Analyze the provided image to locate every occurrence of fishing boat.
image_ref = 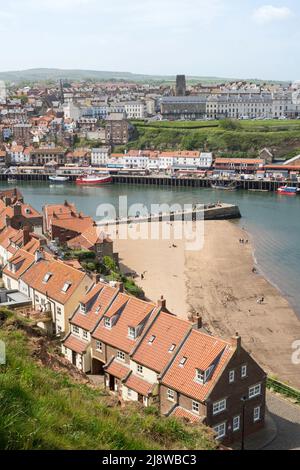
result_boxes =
[211,181,238,191]
[75,173,112,185]
[49,175,70,183]
[277,185,300,196]
[7,178,18,184]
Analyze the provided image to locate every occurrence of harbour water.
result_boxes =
[2,181,300,317]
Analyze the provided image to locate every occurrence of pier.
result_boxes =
[0,170,298,192]
[96,203,241,227]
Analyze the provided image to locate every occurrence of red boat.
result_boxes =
[277,185,300,196]
[76,174,112,185]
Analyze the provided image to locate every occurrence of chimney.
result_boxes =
[157,295,167,311]
[231,332,241,352]
[13,203,22,217]
[92,273,101,284]
[23,226,31,246]
[116,281,124,293]
[196,315,203,330]
[5,215,11,227]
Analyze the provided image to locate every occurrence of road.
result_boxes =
[264,392,300,450]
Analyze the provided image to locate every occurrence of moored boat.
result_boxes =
[49,175,70,183]
[277,185,300,196]
[7,178,18,183]
[76,173,112,185]
[211,182,238,191]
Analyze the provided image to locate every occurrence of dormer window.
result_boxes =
[179,357,187,367]
[80,303,86,314]
[169,344,176,353]
[128,327,136,339]
[62,282,71,293]
[43,272,52,283]
[104,317,111,329]
[148,335,156,344]
[195,369,205,384]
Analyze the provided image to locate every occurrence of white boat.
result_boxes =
[49,175,70,183]
[7,178,18,184]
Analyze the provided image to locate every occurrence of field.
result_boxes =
[0,310,216,450]
[125,120,300,158]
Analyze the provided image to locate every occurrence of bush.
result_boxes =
[219,119,241,131]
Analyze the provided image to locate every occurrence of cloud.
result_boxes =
[253,5,293,24]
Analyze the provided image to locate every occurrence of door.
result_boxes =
[72,351,76,366]
[109,375,115,391]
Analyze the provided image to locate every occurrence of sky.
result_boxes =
[0,0,299,80]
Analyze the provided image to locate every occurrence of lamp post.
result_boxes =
[241,396,248,451]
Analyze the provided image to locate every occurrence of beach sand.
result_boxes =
[113,220,300,389]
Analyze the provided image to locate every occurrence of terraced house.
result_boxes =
[61,281,266,444]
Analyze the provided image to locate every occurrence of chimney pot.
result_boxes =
[231,332,242,351]
[157,295,167,311]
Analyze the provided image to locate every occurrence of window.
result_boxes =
[64,347,68,354]
[241,365,247,378]
[128,327,136,339]
[167,389,175,402]
[179,357,187,367]
[213,399,227,415]
[192,401,200,414]
[229,370,235,383]
[168,344,176,353]
[96,341,102,352]
[62,282,71,293]
[72,325,80,335]
[127,388,132,398]
[249,384,261,399]
[80,303,86,314]
[57,326,62,333]
[233,415,240,432]
[83,330,88,340]
[43,272,52,283]
[148,335,156,344]
[137,364,143,375]
[104,317,111,329]
[253,406,261,422]
[35,294,39,303]
[195,369,204,384]
[213,422,226,440]
[117,350,125,362]
[57,307,62,315]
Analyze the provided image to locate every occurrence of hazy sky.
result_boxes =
[0,0,299,80]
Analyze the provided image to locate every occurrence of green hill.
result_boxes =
[0,68,290,85]
[125,119,300,158]
[0,309,216,450]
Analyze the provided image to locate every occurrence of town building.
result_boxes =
[160,96,207,120]
[175,75,187,97]
[105,113,129,145]
[91,147,110,166]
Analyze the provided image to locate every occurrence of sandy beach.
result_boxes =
[114,220,300,389]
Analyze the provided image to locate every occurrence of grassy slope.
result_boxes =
[0,311,216,450]
[128,120,300,157]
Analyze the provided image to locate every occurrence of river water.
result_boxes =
[2,181,300,317]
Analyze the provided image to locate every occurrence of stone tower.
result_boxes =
[175,75,186,96]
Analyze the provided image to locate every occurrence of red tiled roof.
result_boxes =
[161,330,234,403]
[124,373,154,396]
[21,258,90,304]
[64,334,88,354]
[71,284,118,331]
[132,312,191,373]
[105,359,129,380]
[170,406,202,423]
[2,249,35,280]
[51,215,94,233]
[92,294,156,353]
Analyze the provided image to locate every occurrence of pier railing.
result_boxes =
[267,377,300,404]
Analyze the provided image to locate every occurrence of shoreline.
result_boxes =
[113,220,300,389]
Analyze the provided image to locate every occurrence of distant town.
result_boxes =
[0,75,300,188]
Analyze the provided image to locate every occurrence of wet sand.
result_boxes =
[113,220,300,389]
